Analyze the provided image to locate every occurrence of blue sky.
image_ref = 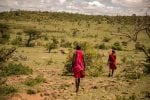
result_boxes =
[0,0,149,15]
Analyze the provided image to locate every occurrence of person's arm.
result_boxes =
[83,54,86,70]
[71,53,76,71]
[107,55,110,65]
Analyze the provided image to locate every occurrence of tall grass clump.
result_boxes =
[0,63,32,77]
[24,75,46,87]
[112,41,122,51]
[11,36,23,46]
[0,85,17,96]
[63,41,103,77]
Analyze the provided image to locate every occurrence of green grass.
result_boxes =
[0,11,149,99]
[0,85,17,96]
[24,75,46,87]
[27,89,37,94]
[0,63,33,77]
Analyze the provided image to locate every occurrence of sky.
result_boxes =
[0,0,149,15]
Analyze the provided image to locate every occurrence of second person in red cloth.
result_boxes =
[107,49,117,77]
[72,45,86,93]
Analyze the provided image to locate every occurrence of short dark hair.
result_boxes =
[112,49,115,53]
[76,45,81,50]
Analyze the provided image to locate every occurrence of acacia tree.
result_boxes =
[24,28,41,47]
[113,14,150,62]
[46,36,59,53]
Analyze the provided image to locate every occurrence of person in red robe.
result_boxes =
[72,45,85,93]
[107,50,117,77]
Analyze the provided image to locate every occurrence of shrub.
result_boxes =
[0,63,32,77]
[0,85,17,96]
[98,43,108,50]
[71,28,80,37]
[0,46,16,62]
[45,36,59,53]
[103,37,111,42]
[11,36,23,46]
[0,23,10,44]
[46,42,58,53]
[63,42,103,77]
[27,89,37,94]
[16,32,22,35]
[135,42,144,51]
[119,61,144,80]
[24,75,46,87]
[112,41,122,51]
[43,34,49,41]
[122,41,128,46]
[47,58,53,65]
[60,38,73,48]
[143,63,150,74]
[24,28,41,47]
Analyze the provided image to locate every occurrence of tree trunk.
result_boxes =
[27,34,32,47]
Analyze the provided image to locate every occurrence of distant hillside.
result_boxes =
[0,11,147,24]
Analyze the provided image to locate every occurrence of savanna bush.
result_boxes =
[24,75,46,87]
[112,41,122,51]
[11,36,23,46]
[0,23,10,44]
[0,63,32,77]
[122,41,128,46]
[0,85,17,96]
[119,61,144,80]
[60,39,72,48]
[98,43,108,50]
[143,63,150,74]
[63,41,103,77]
[103,37,111,42]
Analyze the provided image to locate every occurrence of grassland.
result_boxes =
[0,11,150,100]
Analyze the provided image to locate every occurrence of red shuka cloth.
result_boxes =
[108,53,116,70]
[72,50,85,78]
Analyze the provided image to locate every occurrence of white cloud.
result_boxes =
[59,0,66,4]
[88,1,105,7]
[112,0,144,7]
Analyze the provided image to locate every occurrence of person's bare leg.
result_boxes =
[108,68,111,77]
[75,78,79,93]
[112,69,114,76]
[77,78,80,92]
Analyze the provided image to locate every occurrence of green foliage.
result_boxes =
[112,41,122,51]
[24,75,46,87]
[11,36,23,46]
[43,34,49,41]
[119,61,144,80]
[98,43,108,50]
[0,23,10,44]
[0,85,17,96]
[135,42,144,51]
[122,41,128,46]
[63,42,103,77]
[0,78,6,85]
[47,58,53,65]
[144,63,150,74]
[60,39,72,48]
[0,63,32,77]
[103,37,111,42]
[116,94,137,100]
[46,37,59,53]
[71,28,80,37]
[24,28,41,47]
[0,46,16,62]
[51,36,59,46]
[46,42,58,53]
